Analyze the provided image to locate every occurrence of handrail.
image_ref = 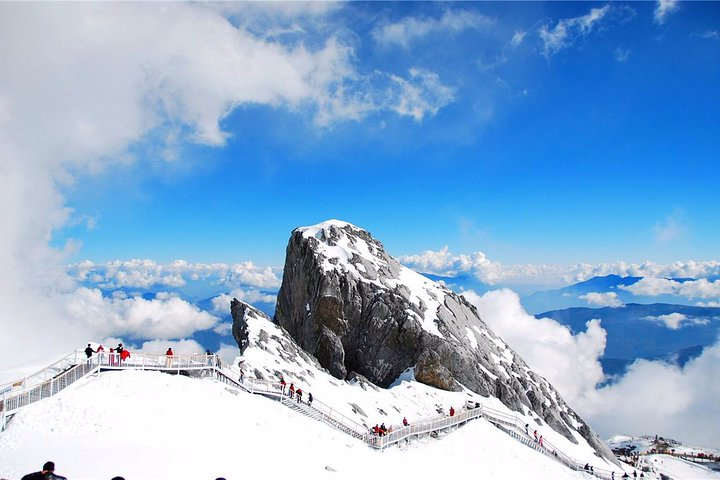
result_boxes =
[232,375,369,438]
[0,351,624,480]
[0,350,86,393]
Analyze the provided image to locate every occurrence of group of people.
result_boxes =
[524,424,545,447]
[279,378,313,406]
[372,423,390,436]
[84,343,130,365]
[372,416,413,437]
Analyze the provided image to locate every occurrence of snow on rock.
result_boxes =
[269,220,619,464]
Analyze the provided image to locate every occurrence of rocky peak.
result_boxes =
[270,220,616,463]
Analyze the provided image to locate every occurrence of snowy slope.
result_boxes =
[0,369,594,480]
[232,300,619,471]
[278,220,617,463]
[641,455,720,480]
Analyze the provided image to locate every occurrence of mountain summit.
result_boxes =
[270,220,615,462]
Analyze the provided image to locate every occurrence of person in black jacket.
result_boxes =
[21,461,67,480]
[84,344,94,359]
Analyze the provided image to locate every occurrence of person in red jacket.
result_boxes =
[449,406,455,417]
[165,347,173,367]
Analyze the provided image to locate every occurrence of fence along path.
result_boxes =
[0,351,621,479]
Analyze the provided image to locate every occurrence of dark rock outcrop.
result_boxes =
[271,220,616,463]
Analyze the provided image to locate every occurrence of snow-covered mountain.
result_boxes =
[239,219,617,464]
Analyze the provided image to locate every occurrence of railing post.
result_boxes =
[1,388,7,431]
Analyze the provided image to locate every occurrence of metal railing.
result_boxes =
[1,358,99,429]
[229,375,369,439]
[0,352,221,428]
[0,350,87,394]
[0,351,624,480]
[367,405,484,448]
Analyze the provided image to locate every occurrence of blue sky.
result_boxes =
[5,1,720,272]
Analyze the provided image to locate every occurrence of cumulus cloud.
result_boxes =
[372,9,493,48]
[400,246,567,285]
[643,313,711,330]
[579,340,720,449]
[569,261,720,284]
[0,2,458,371]
[210,289,277,317]
[579,292,624,308]
[216,343,242,368]
[70,259,283,290]
[213,323,234,336]
[400,246,720,287]
[135,338,207,355]
[539,5,610,57]
[62,288,219,340]
[462,289,607,406]
[654,0,679,25]
[463,288,720,448]
[621,277,720,299]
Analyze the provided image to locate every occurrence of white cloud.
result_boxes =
[372,9,493,48]
[462,289,607,406]
[70,259,283,290]
[400,246,567,285]
[135,338,207,355]
[216,343,242,368]
[579,292,624,308]
[511,31,526,47]
[210,289,277,316]
[539,5,610,57]
[463,288,720,448]
[696,301,720,307]
[570,260,720,284]
[654,0,679,25]
[386,69,456,121]
[579,341,720,449]
[643,313,710,330]
[62,288,219,340]
[213,323,234,336]
[621,277,720,299]
[401,247,720,287]
[0,2,461,371]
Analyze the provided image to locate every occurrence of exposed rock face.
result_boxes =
[272,220,616,462]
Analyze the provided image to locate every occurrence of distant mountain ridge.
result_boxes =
[523,274,704,314]
[538,303,720,378]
